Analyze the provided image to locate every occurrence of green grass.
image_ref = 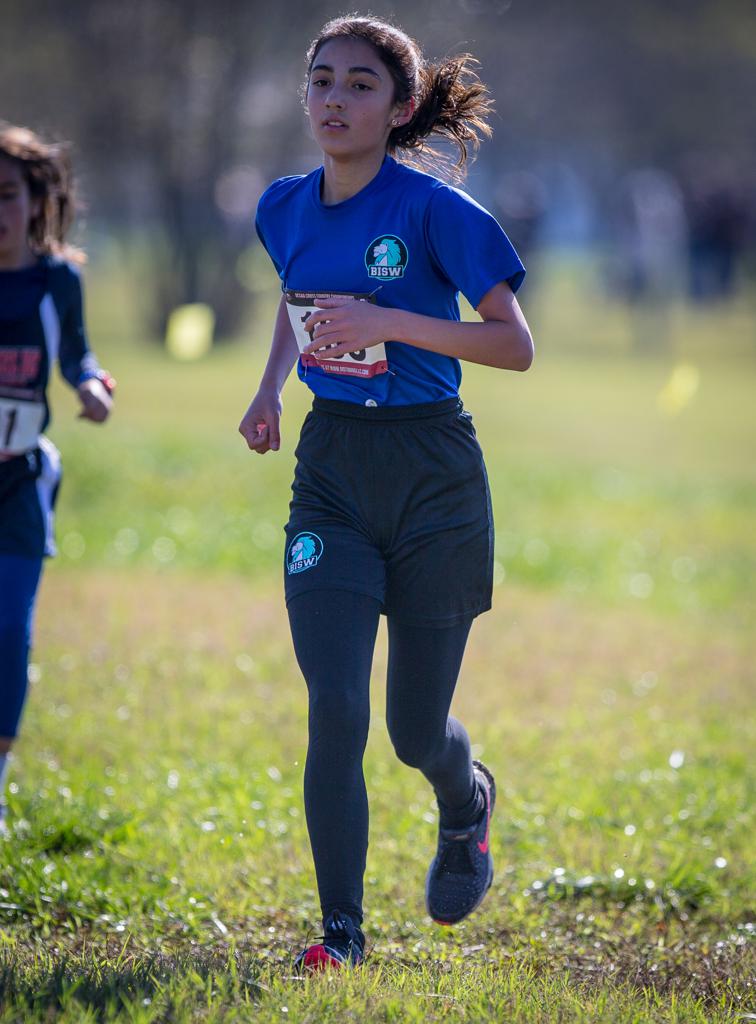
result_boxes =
[1,263,754,1021]
[2,574,753,1021]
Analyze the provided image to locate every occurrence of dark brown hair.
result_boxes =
[306,15,494,180]
[0,123,84,264]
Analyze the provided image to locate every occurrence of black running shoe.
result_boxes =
[425,760,497,925]
[295,910,365,971]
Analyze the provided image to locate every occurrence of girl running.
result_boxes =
[239,16,533,968]
[0,124,114,830]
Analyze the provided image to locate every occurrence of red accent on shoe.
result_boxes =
[434,919,455,926]
[301,944,344,970]
[477,776,492,854]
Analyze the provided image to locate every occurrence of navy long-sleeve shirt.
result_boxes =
[0,256,100,440]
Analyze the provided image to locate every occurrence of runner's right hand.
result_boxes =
[239,388,282,454]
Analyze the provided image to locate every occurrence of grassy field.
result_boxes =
[1,271,754,1021]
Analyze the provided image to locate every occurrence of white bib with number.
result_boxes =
[285,290,389,379]
[0,395,45,456]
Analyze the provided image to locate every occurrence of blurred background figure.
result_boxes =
[610,168,688,304]
[493,170,547,264]
[606,167,688,351]
[682,158,753,303]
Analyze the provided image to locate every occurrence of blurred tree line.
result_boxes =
[2,0,755,337]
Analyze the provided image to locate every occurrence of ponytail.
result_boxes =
[0,123,85,265]
[389,55,493,179]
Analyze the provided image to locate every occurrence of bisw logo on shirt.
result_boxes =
[365,235,408,279]
[287,532,324,575]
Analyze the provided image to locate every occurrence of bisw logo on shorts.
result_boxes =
[287,532,324,575]
[365,235,408,279]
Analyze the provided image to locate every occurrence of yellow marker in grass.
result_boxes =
[166,303,215,361]
[657,363,700,417]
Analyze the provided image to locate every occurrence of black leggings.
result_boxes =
[288,589,480,926]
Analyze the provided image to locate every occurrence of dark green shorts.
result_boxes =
[284,397,494,627]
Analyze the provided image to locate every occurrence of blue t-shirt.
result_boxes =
[255,155,524,406]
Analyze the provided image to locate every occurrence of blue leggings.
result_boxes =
[0,554,43,739]
[288,590,481,926]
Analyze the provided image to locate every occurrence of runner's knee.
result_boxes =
[387,714,446,771]
[308,683,370,752]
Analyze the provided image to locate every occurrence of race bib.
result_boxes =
[285,290,389,378]
[0,395,45,456]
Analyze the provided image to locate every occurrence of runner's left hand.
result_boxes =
[77,378,112,422]
[303,296,396,358]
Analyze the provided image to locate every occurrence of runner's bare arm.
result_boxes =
[239,295,300,454]
[303,281,533,372]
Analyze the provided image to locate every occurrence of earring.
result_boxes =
[391,119,399,126]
